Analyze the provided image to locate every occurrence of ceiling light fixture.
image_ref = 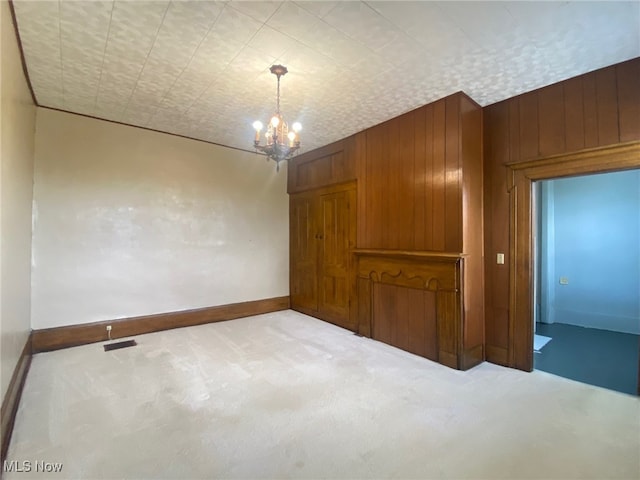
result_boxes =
[252,65,301,172]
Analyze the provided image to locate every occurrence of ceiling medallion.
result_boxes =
[252,65,301,172]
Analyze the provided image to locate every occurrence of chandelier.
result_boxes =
[252,65,301,172]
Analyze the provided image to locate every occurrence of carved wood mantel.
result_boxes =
[354,249,483,370]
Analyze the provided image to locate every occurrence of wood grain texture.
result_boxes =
[290,195,318,312]
[353,93,480,252]
[289,182,357,331]
[538,83,565,157]
[445,95,461,252]
[616,59,640,143]
[31,296,290,353]
[287,138,355,194]
[459,95,485,352]
[432,100,447,251]
[595,67,620,146]
[354,250,482,371]
[1,335,33,464]
[483,58,640,370]
[506,142,640,371]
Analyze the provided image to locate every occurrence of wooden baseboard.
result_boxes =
[1,334,33,465]
[32,296,290,353]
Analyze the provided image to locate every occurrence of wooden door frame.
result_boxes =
[507,141,640,371]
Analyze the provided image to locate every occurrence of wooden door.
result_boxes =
[290,194,318,312]
[317,188,355,327]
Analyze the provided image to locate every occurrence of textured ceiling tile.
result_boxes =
[228,1,283,23]
[294,1,339,19]
[322,1,399,51]
[437,1,516,48]
[247,25,302,59]
[267,2,324,43]
[13,0,640,153]
[210,5,264,45]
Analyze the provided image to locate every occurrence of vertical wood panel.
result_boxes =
[460,96,484,350]
[432,100,446,251]
[519,93,539,160]
[354,132,367,247]
[413,106,427,250]
[437,290,458,368]
[395,285,410,351]
[373,283,394,345]
[617,59,640,143]
[483,101,510,353]
[538,83,566,156]
[563,76,585,152]
[387,118,400,249]
[508,100,520,163]
[445,95,461,252]
[406,287,426,357]
[357,277,372,336]
[424,104,435,250]
[398,111,416,250]
[595,67,620,146]
[582,73,599,148]
[423,290,438,360]
[367,127,384,247]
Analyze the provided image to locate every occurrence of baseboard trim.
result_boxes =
[32,296,290,353]
[1,334,33,464]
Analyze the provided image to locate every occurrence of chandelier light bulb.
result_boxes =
[292,122,302,133]
[252,121,263,142]
[270,116,280,128]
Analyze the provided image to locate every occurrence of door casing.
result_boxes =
[507,141,640,371]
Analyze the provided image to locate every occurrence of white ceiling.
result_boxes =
[13,1,640,153]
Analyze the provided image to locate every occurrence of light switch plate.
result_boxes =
[497,253,505,265]
[559,277,569,285]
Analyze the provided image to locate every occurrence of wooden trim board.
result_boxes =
[32,296,290,353]
[1,334,33,464]
[507,141,640,371]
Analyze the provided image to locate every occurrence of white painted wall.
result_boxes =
[1,0,37,400]
[540,171,640,334]
[31,109,289,330]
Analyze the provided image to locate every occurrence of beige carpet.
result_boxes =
[6,310,640,479]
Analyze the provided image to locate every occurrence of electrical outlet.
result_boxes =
[106,325,112,332]
[559,277,569,285]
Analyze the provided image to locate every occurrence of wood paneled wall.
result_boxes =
[287,138,357,194]
[483,57,640,366]
[355,250,483,370]
[289,92,484,370]
[357,94,478,252]
[289,92,483,257]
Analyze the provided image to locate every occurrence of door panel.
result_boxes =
[318,189,353,326]
[290,195,318,311]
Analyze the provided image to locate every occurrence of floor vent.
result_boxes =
[104,339,137,352]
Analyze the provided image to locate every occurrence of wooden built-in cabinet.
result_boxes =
[288,92,483,370]
[290,182,357,331]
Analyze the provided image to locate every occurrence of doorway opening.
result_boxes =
[532,170,639,395]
